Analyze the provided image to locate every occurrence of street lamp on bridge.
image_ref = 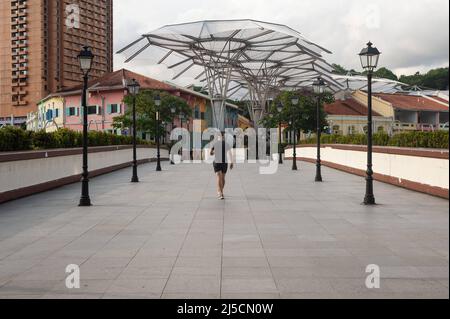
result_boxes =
[359,41,381,205]
[127,78,140,183]
[170,106,176,165]
[313,77,326,182]
[277,103,284,165]
[155,94,162,172]
[77,46,94,207]
[291,96,299,171]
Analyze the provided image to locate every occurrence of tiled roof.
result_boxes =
[58,69,175,93]
[374,93,449,112]
[430,96,449,104]
[325,98,382,116]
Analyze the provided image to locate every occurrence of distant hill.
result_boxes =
[332,64,449,90]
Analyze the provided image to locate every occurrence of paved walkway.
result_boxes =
[0,161,448,299]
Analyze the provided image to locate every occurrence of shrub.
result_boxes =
[32,130,59,149]
[388,131,449,149]
[0,127,152,151]
[0,126,33,151]
[299,131,448,149]
[53,129,82,148]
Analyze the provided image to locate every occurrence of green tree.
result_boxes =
[332,64,348,75]
[399,67,449,90]
[112,89,191,138]
[260,90,333,134]
[374,67,398,81]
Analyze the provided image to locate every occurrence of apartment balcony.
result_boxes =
[13,100,28,107]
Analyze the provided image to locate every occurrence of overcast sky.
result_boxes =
[113,0,449,82]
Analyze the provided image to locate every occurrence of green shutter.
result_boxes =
[107,104,112,114]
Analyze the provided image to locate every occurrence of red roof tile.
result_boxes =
[58,69,175,93]
[325,98,381,116]
[430,96,449,104]
[374,93,449,112]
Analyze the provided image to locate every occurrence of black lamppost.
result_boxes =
[186,119,192,160]
[291,96,299,171]
[359,41,381,205]
[78,46,94,207]
[127,79,140,183]
[170,106,176,165]
[277,103,284,164]
[179,113,185,160]
[313,77,325,182]
[155,94,162,171]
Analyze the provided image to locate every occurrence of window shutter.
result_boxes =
[66,107,71,117]
[107,104,112,114]
[118,104,122,114]
[97,105,102,115]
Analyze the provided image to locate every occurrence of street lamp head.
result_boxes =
[312,77,326,95]
[78,46,94,75]
[291,96,299,106]
[154,94,162,107]
[359,41,381,72]
[277,102,283,113]
[127,78,140,96]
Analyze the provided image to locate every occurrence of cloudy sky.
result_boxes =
[113,0,449,82]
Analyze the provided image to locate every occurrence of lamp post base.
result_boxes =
[131,176,139,183]
[78,197,92,207]
[363,195,376,205]
[156,160,162,172]
[315,164,323,182]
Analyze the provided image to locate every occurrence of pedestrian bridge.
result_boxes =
[0,161,448,298]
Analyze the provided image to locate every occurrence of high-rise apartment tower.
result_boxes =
[0,0,113,124]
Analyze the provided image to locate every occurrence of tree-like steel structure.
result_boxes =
[117,19,346,130]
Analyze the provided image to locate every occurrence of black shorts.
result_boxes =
[213,162,228,174]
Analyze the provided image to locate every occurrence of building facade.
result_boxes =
[0,0,113,126]
[352,91,449,132]
[324,93,393,136]
[29,69,241,138]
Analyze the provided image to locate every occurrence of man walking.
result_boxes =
[210,132,234,200]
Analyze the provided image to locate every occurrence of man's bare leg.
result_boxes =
[216,173,223,197]
[222,174,226,191]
